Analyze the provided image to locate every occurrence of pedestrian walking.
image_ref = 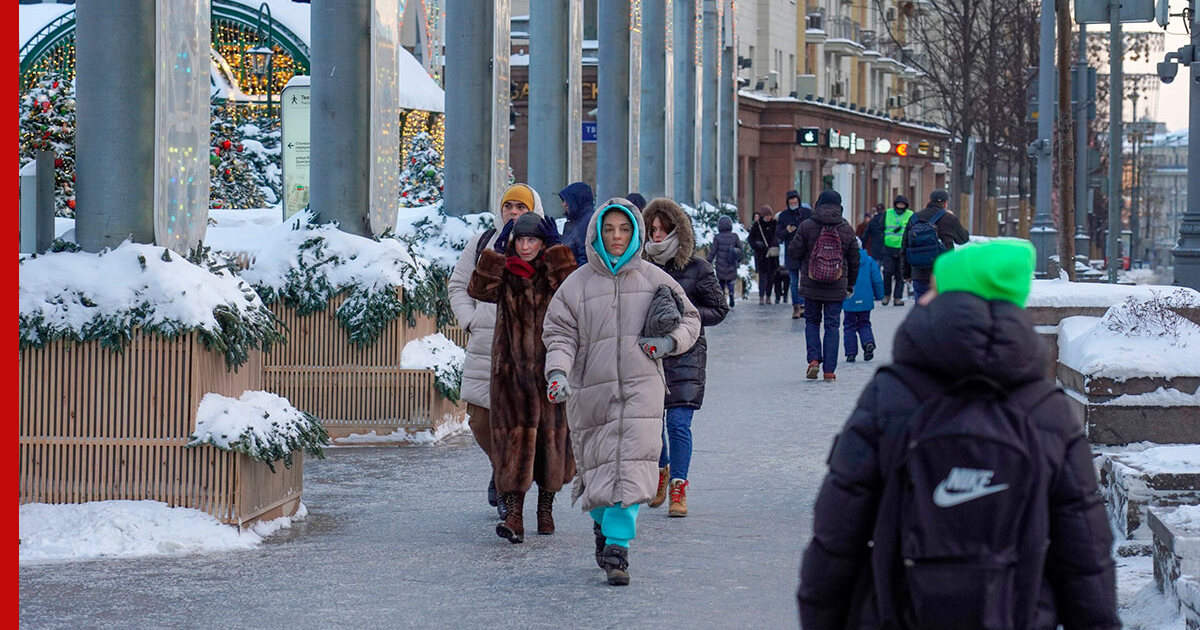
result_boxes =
[902,189,970,300]
[778,196,812,319]
[864,203,886,264]
[641,198,730,518]
[878,195,913,306]
[542,198,701,586]
[749,206,781,304]
[624,192,648,211]
[448,183,543,514]
[843,238,884,363]
[707,214,743,308]
[468,212,578,543]
[558,181,595,267]
[798,239,1118,630]
[855,204,879,240]
[787,190,859,381]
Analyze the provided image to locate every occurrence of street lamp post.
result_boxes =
[248,2,275,118]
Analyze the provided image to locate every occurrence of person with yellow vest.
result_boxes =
[879,195,912,306]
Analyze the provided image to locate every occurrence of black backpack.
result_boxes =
[871,367,1059,630]
[904,209,947,269]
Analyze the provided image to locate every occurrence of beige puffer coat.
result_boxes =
[448,188,546,408]
[542,198,701,512]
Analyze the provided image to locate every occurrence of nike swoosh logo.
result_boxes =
[932,482,1010,507]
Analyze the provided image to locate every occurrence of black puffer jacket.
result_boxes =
[707,215,742,282]
[643,198,730,409]
[797,292,1118,630]
[787,202,860,303]
[901,202,970,282]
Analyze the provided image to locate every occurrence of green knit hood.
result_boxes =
[932,238,1037,307]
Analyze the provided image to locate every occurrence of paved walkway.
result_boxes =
[20,299,918,629]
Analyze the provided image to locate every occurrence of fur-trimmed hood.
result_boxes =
[640,197,696,269]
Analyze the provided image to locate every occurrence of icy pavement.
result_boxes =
[18,299,1181,628]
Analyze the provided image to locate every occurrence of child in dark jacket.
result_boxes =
[842,239,885,362]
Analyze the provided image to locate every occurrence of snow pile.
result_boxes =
[1158,505,1200,532]
[18,240,283,368]
[334,414,469,445]
[1116,445,1200,474]
[1101,289,1200,340]
[1117,554,1185,629]
[1028,277,1200,309]
[1059,291,1200,380]
[19,500,306,565]
[389,204,494,270]
[188,390,329,471]
[1105,388,1200,407]
[400,333,466,402]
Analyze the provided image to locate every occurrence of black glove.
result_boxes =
[493,219,515,254]
[538,215,562,246]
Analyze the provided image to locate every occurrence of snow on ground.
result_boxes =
[1159,505,1200,531]
[1058,315,1200,380]
[333,413,470,446]
[18,500,307,566]
[1029,277,1200,308]
[1118,553,1185,629]
[1105,388,1200,407]
[1115,445,1200,474]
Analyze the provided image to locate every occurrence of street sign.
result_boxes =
[895,142,909,157]
[1075,0,1155,24]
[582,121,598,143]
[281,77,311,220]
[874,138,892,154]
[796,127,820,146]
[917,140,930,155]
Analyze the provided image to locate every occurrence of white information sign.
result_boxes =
[281,76,311,220]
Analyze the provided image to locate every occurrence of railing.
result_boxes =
[877,40,905,61]
[827,17,862,44]
[860,29,878,51]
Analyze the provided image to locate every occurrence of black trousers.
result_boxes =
[881,252,905,300]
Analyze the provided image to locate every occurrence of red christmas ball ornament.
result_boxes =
[411,157,416,164]
[52,81,58,89]
[224,168,231,176]
[41,101,51,111]
[214,146,221,156]
[222,139,232,150]
[67,199,75,210]
[236,144,243,153]
[54,157,64,168]
[402,191,408,197]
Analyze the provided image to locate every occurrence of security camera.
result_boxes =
[1158,60,1178,84]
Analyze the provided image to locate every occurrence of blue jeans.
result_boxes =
[805,300,843,374]
[657,407,694,480]
[912,278,932,300]
[719,279,735,306]
[788,269,804,306]
[843,310,876,357]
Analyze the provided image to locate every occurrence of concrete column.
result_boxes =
[310,0,372,235]
[567,0,584,184]
[672,0,697,204]
[597,0,632,201]
[718,0,736,205]
[700,0,719,204]
[489,0,512,212]
[444,0,494,217]
[1075,25,1091,259]
[74,1,156,251]
[529,0,569,207]
[638,0,670,199]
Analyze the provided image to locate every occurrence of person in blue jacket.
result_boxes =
[843,238,885,363]
[558,181,596,267]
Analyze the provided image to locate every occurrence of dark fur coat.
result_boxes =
[467,244,578,493]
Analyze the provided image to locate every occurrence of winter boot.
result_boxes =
[593,522,606,568]
[792,304,802,319]
[759,295,767,305]
[823,372,837,381]
[668,479,689,517]
[863,341,876,362]
[649,466,670,508]
[536,489,556,535]
[495,492,524,543]
[881,295,890,306]
[806,360,820,380]
[845,355,856,363]
[894,299,905,306]
[600,544,631,586]
[487,477,498,508]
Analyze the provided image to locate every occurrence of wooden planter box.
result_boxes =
[19,333,302,528]
[265,293,465,441]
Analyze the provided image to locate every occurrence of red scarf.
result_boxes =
[505,255,536,278]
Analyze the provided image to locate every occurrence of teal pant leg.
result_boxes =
[588,504,641,548]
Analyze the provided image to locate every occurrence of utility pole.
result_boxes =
[1075,24,1091,261]
[1106,0,1122,283]
[1031,0,1058,277]
[1057,0,1076,280]
[1165,0,1199,289]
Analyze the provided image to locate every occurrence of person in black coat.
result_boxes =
[798,240,1118,630]
[901,189,970,300]
[776,190,810,318]
[787,190,859,380]
[864,206,886,262]
[642,198,730,517]
[558,181,595,267]
[749,205,781,304]
[707,215,742,308]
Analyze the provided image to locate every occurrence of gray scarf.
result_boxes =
[644,230,680,266]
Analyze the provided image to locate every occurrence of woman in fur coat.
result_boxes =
[468,211,578,544]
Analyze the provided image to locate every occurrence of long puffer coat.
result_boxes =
[642,198,730,409]
[467,244,577,494]
[447,188,546,408]
[707,215,742,282]
[787,201,860,303]
[542,199,702,512]
[797,292,1118,630]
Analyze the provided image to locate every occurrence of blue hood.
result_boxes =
[558,182,595,222]
[590,203,642,275]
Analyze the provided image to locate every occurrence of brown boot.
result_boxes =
[649,466,670,508]
[792,304,802,319]
[536,489,556,535]
[668,479,689,517]
[495,491,524,543]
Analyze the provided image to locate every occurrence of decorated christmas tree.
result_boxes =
[399,131,443,207]
[237,115,282,206]
[19,73,77,217]
[209,99,267,209]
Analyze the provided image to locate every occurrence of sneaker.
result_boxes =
[894,299,905,306]
[845,355,856,363]
[863,342,876,362]
[806,360,820,380]
[649,466,670,508]
[600,544,630,586]
[668,479,689,517]
[823,372,837,381]
[881,295,890,306]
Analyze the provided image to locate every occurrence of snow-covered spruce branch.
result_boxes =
[400,333,466,403]
[187,391,330,472]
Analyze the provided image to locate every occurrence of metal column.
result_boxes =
[1170,0,1200,289]
[310,0,372,235]
[1075,24,1091,259]
[1106,0,1122,282]
[699,0,718,204]
[638,0,670,199]
[444,0,494,217]
[1031,0,1058,276]
[597,0,632,201]
[529,0,569,208]
[672,0,697,205]
[74,0,156,251]
[718,0,736,206]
